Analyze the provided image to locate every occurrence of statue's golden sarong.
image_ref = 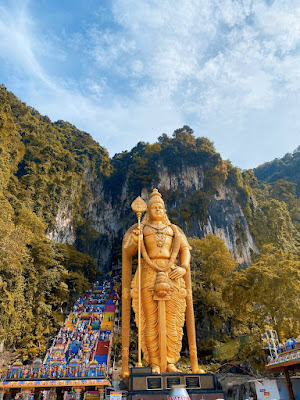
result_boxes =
[131,259,187,365]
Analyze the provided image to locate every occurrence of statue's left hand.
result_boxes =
[169,266,186,280]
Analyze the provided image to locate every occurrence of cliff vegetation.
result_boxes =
[1,85,300,369]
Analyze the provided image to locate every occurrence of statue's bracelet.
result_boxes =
[180,264,188,270]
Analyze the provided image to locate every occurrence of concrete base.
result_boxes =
[124,369,224,400]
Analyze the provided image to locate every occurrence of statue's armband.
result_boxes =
[180,234,192,253]
[176,226,191,270]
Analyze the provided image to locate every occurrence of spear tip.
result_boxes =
[131,196,147,214]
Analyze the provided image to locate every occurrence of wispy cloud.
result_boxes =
[0,0,299,168]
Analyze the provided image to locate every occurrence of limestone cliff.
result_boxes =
[59,160,258,271]
[0,85,258,272]
[3,86,299,360]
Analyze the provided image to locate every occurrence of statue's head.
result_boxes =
[142,189,171,225]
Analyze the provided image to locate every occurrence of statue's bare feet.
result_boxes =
[151,364,160,374]
[193,367,205,374]
[167,363,180,373]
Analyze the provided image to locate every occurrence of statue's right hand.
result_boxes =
[132,228,143,243]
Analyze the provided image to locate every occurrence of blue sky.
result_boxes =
[0,0,300,169]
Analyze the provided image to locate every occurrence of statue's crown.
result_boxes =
[148,188,164,208]
[149,188,161,199]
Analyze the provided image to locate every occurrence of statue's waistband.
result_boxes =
[142,258,175,270]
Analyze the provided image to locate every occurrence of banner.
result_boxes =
[110,391,122,400]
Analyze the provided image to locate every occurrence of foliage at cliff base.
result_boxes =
[1,85,300,369]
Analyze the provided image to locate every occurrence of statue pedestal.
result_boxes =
[124,368,224,400]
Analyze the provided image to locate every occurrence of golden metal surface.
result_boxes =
[122,189,202,377]
[131,196,146,367]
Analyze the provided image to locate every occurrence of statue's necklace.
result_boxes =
[147,224,168,247]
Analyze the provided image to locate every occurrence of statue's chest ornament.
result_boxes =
[141,224,181,272]
[150,225,168,247]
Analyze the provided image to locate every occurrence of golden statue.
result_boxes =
[121,189,201,377]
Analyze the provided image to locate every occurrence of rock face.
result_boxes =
[203,192,258,265]
[46,162,258,271]
[157,166,257,266]
[47,203,76,244]
[0,86,259,272]
[157,163,204,191]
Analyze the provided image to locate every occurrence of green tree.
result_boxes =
[189,234,237,355]
[227,245,300,340]
[250,198,300,253]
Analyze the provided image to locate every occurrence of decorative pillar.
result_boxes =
[283,367,295,400]
[96,387,104,400]
[73,387,82,400]
[0,389,5,400]
[21,388,34,400]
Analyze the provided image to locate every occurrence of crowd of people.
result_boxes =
[3,278,119,381]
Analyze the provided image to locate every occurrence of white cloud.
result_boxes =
[0,0,300,168]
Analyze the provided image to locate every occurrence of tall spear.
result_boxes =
[131,196,147,367]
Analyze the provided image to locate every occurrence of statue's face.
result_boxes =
[149,202,165,221]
